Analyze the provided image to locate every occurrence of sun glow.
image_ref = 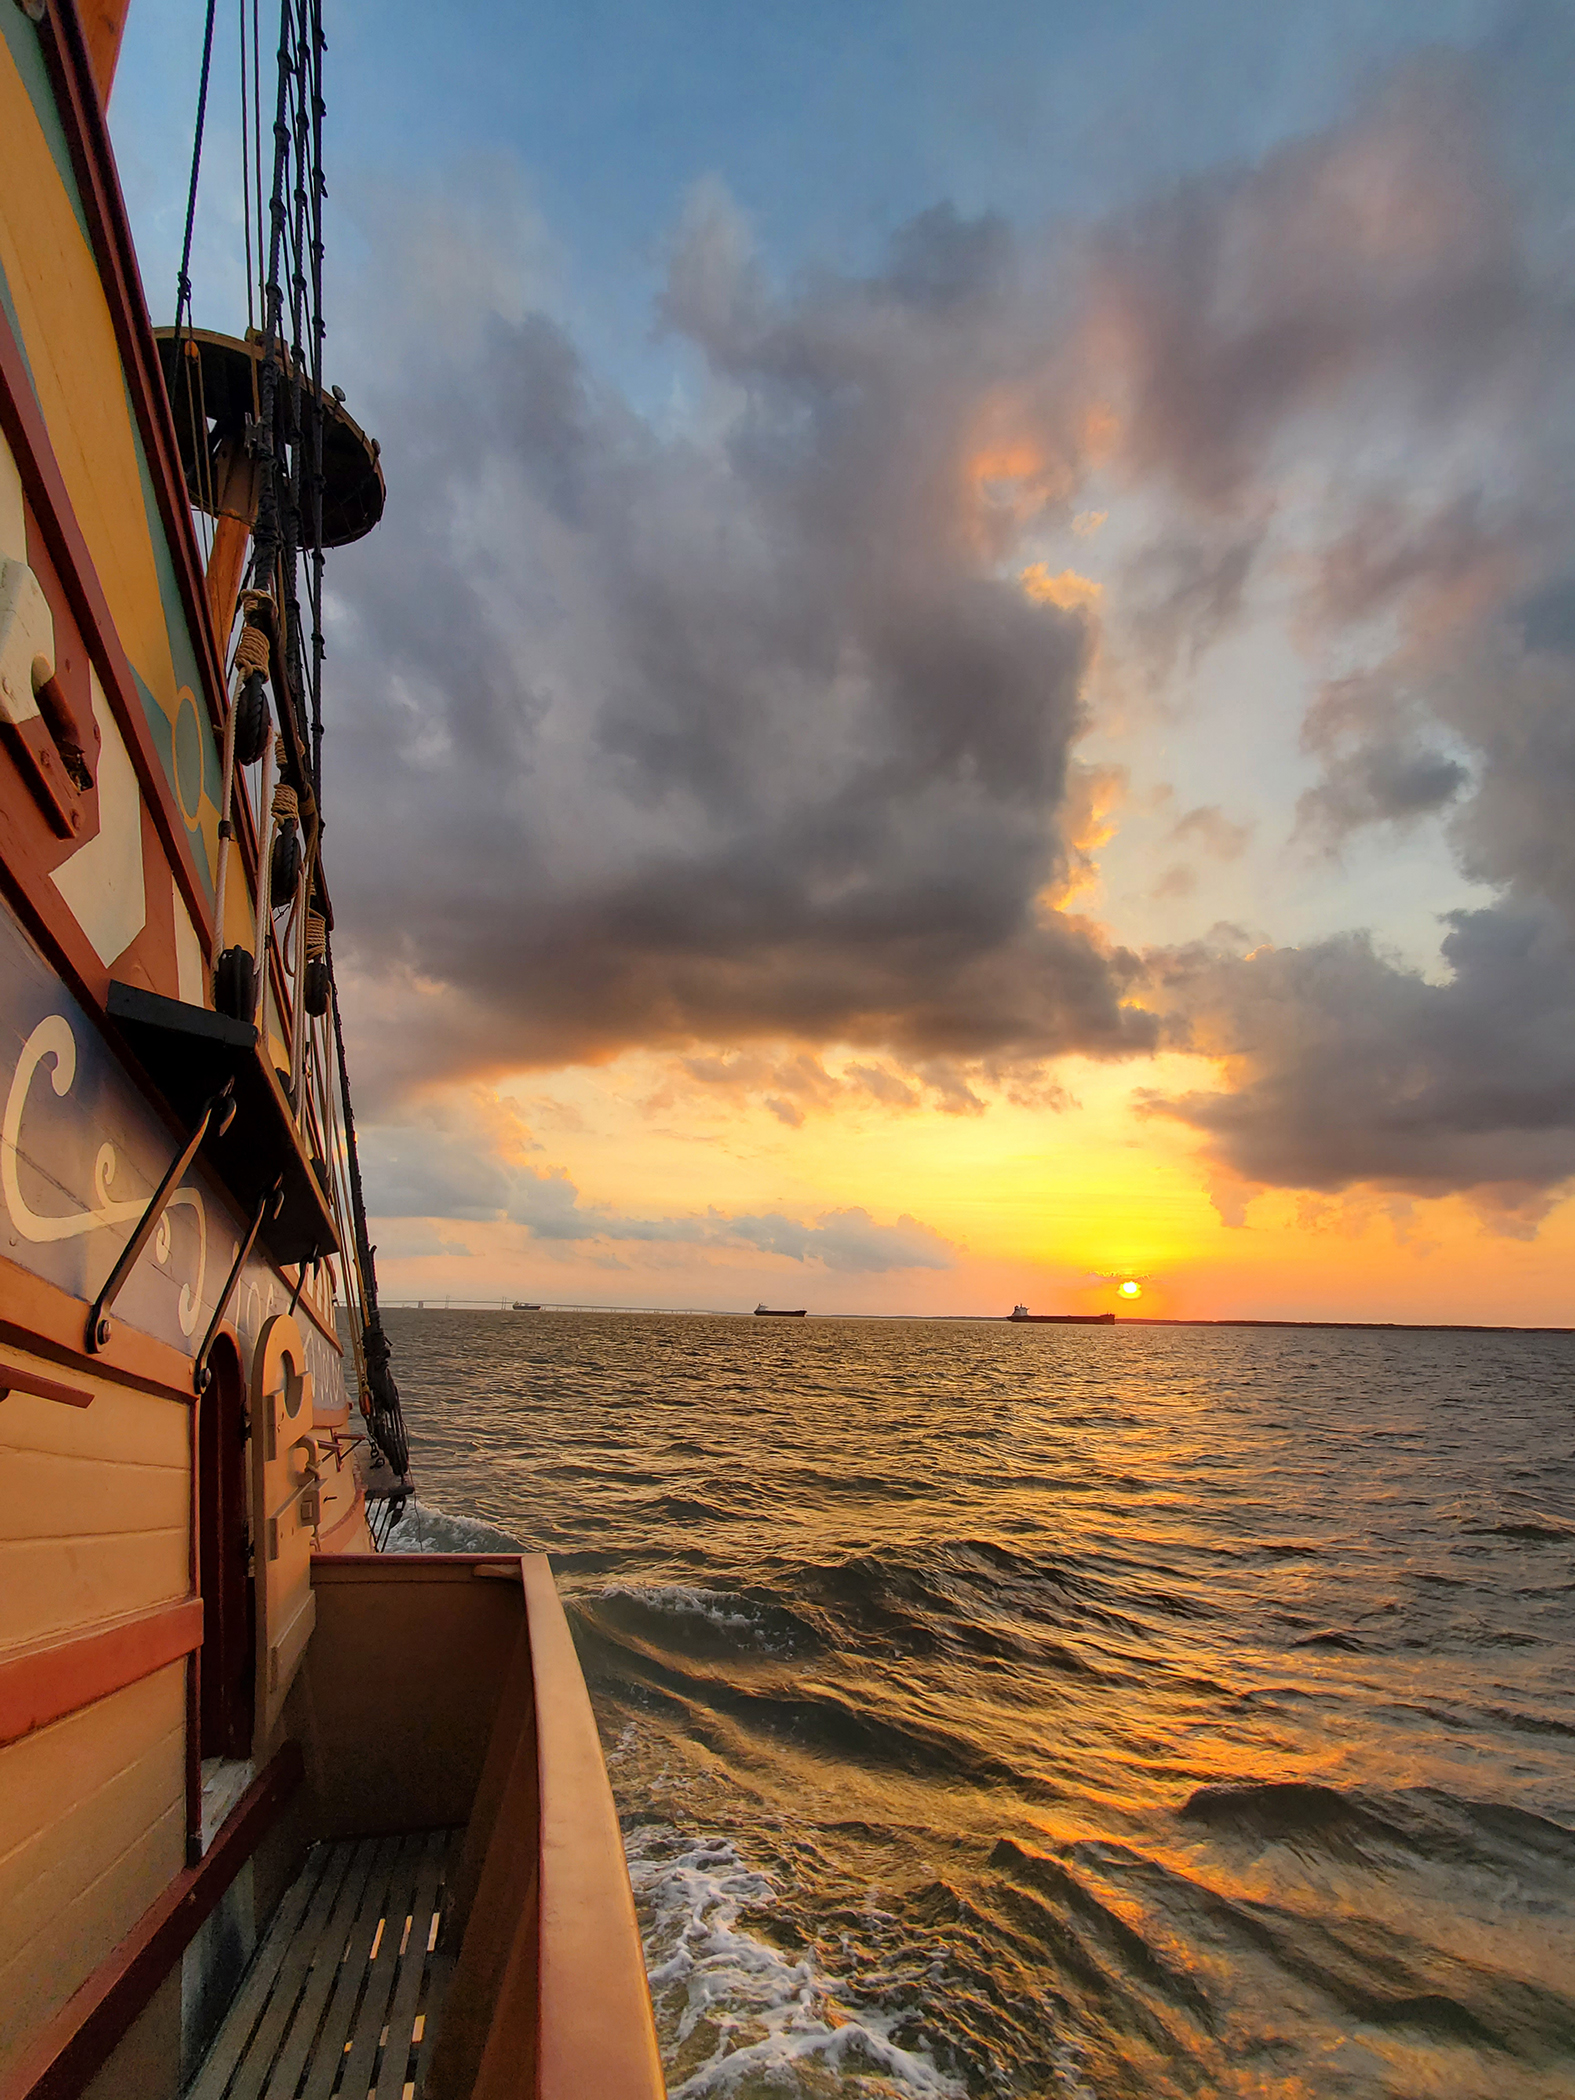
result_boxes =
[1118,1280,1142,1298]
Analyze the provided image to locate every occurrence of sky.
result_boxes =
[109,0,1575,1321]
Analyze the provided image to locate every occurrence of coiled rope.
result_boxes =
[233,621,270,680]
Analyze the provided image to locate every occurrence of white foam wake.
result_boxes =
[626,1824,965,2098]
[601,1582,757,1631]
[380,1498,523,1554]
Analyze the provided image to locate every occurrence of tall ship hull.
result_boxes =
[0,5,660,2096]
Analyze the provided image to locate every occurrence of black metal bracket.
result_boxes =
[87,1081,237,1354]
[194,1178,284,1393]
[287,1245,321,1320]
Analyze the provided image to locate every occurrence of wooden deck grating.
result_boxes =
[186,1830,461,2100]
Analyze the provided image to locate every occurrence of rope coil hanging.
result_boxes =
[303,908,329,1014]
[233,621,270,680]
[230,617,272,766]
[269,738,301,905]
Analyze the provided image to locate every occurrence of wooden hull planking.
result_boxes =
[0,2,661,2094]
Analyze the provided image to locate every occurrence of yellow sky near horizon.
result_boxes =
[364,1048,1575,1326]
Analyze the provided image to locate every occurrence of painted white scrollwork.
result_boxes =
[2,1013,208,1334]
[160,1189,208,1335]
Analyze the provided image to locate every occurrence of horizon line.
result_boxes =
[376,1301,1573,1335]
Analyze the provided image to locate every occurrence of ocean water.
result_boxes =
[380,1308,1575,2098]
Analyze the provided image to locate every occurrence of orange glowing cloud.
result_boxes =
[959,386,1080,546]
[1039,760,1125,908]
[1021,562,1103,614]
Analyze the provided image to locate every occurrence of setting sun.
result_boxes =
[1119,1280,1142,1298]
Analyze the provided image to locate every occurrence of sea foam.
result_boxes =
[600,1582,758,1631]
[380,1498,523,1554]
[626,1823,965,2098]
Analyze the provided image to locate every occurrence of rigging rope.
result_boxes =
[238,0,255,333]
[173,0,219,347]
[327,953,410,1480]
[220,0,405,1497]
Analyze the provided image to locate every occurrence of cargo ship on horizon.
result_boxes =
[1008,1304,1117,1324]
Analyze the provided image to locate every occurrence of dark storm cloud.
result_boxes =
[1296,728,1469,836]
[1149,907,1575,1232]
[325,186,1150,1097]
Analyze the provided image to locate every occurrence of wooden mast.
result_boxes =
[202,432,260,649]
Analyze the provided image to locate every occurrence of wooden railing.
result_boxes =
[1,1554,662,2100]
[302,1554,664,2100]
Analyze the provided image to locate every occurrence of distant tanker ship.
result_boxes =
[1008,1304,1117,1324]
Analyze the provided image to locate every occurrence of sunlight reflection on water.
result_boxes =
[387,1311,1575,2098]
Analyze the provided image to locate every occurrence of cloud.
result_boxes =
[1148,905,1575,1231]
[1120,529,1260,674]
[1151,864,1196,901]
[670,1046,934,1119]
[1085,38,1575,1224]
[843,1061,920,1109]
[369,1225,474,1261]
[1297,738,1470,837]
[323,33,1575,1234]
[360,1119,514,1223]
[1170,804,1252,860]
[722,1206,954,1273]
[326,183,1153,1100]
[1021,564,1102,614]
[1089,59,1538,513]
[359,1101,957,1269]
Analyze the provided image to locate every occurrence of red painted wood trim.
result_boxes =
[311,1554,527,1577]
[0,1597,203,1749]
[0,824,110,1030]
[0,1363,93,1407]
[32,0,232,735]
[0,299,215,953]
[185,1399,202,1861]
[520,1554,664,2100]
[0,1252,207,1403]
[0,1741,305,2100]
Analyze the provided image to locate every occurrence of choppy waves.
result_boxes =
[388,1310,1575,2095]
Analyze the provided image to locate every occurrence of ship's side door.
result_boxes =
[196,1334,254,1758]
[250,1312,319,1741]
